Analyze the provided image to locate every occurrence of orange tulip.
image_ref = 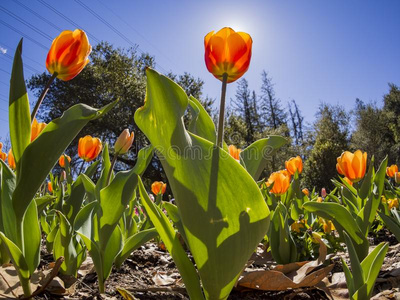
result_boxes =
[336,150,367,182]
[151,181,167,195]
[317,197,323,203]
[78,135,102,162]
[319,218,335,233]
[59,154,71,168]
[7,149,15,170]
[46,29,92,81]
[31,119,46,142]
[302,188,309,196]
[204,27,252,83]
[387,164,399,178]
[48,182,53,194]
[228,145,241,161]
[266,170,291,195]
[114,129,135,155]
[285,156,303,175]
[0,142,6,161]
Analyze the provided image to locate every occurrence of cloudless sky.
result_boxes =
[0,0,399,140]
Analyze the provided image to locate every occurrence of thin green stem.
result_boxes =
[217,73,228,147]
[31,72,57,122]
[106,154,118,186]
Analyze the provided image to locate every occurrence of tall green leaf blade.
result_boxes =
[0,161,18,245]
[188,96,217,143]
[115,228,158,268]
[135,69,269,300]
[22,200,41,274]
[343,232,364,291]
[12,102,115,221]
[138,178,204,300]
[98,169,138,250]
[9,39,30,164]
[0,232,30,279]
[240,137,287,180]
[102,225,123,281]
[132,145,154,176]
[378,212,400,242]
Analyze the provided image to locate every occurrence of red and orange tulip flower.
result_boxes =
[114,129,134,155]
[151,181,167,195]
[228,145,241,161]
[7,149,15,170]
[31,119,46,142]
[336,150,367,182]
[59,154,71,168]
[46,29,92,81]
[285,156,303,175]
[78,135,102,162]
[48,182,53,194]
[204,27,252,83]
[302,188,309,196]
[266,170,291,195]
[387,164,398,178]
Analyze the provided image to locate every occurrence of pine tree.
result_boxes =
[288,99,304,146]
[260,70,287,129]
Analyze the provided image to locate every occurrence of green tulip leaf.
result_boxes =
[115,228,158,268]
[134,69,270,300]
[240,137,287,180]
[9,39,30,165]
[12,101,116,221]
[132,145,154,176]
[138,177,204,300]
[22,200,40,274]
[188,96,217,143]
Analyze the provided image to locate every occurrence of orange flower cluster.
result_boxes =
[266,157,304,195]
[46,29,92,81]
[151,181,167,195]
[336,150,367,182]
[204,27,252,83]
[78,135,102,162]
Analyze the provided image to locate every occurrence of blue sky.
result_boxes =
[0,0,399,140]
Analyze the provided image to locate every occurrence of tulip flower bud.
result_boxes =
[285,156,303,175]
[7,149,15,170]
[151,181,167,195]
[302,188,309,196]
[228,145,241,161]
[59,154,71,168]
[336,150,367,182]
[114,129,134,155]
[48,182,53,194]
[321,188,327,198]
[31,119,46,142]
[78,135,102,162]
[395,172,400,184]
[204,27,252,83]
[317,197,323,203]
[60,170,67,181]
[266,170,291,195]
[387,164,399,178]
[46,29,92,81]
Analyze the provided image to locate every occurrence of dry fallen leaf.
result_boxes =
[117,287,138,300]
[152,271,177,286]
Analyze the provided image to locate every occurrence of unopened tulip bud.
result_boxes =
[302,188,309,196]
[7,149,15,170]
[114,129,134,155]
[60,170,66,181]
[48,182,53,194]
[321,188,327,198]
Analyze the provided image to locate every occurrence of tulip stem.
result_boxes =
[31,72,57,123]
[217,73,228,148]
[106,154,118,186]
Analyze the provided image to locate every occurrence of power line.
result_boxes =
[0,68,11,75]
[0,81,8,86]
[36,0,100,44]
[1,53,41,74]
[0,5,53,41]
[0,19,48,50]
[96,0,178,71]
[0,42,44,68]
[10,0,63,32]
[74,0,168,74]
